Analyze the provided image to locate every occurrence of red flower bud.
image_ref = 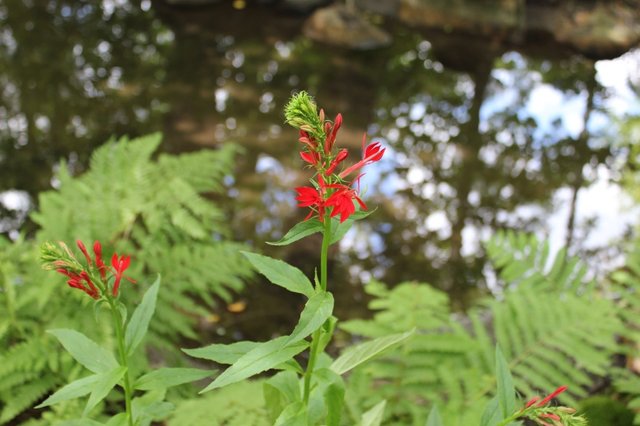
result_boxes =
[76,240,92,267]
[537,386,567,407]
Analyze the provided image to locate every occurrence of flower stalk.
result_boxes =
[286,91,386,412]
[107,296,134,426]
[41,240,136,423]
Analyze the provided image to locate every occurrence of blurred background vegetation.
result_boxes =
[1,0,639,424]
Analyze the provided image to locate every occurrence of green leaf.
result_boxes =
[275,358,305,375]
[287,292,334,344]
[264,371,301,422]
[330,209,374,244]
[84,366,127,416]
[324,375,345,426]
[274,401,308,426]
[495,345,516,418]
[182,340,259,364]
[242,252,315,298]
[134,367,214,391]
[331,328,414,375]
[56,420,105,426]
[426,406,443,426]
[267,219,323,246]
[318,316,338,353]
[105,413,128,426]
[201,336,309,392]
[36,374,101,408]
[132,390,174,424]
[480,397,502,426]
[360,400,386,426]
[48,329,118,374]
[125,276,160,356]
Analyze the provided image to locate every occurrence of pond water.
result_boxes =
[1,1,639,336]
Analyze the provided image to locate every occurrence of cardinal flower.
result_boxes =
[295,185,325,220]
[111,253,135,297]
[325,185,366,223]
[339,136,385,179]
[93,241,108,280]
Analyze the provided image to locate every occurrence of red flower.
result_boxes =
[325,149,348,176]
[325,186,366,223]
[295,185,325,220]
[56,268,99,300]
[536,386,567,407]
[300,150,320,166]
[111,254,135,297]
[539,413,561,421]
[525,396,540,409]
[338,135,385,179]
[298,130,316,150]
[76,240,92,267]
[324,113,342,154]
[93,241,108,280]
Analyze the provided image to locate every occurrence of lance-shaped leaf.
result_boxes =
[48,329,118,374]
[495,345,516,419]
[331,328,414,375]
[287,292,334,345]
[200,336,308,393]
[125,276,160,356]
[264,371,301,422]
[134,367,214,391]
[360,400,386,426]
[242,252,314,298]
[182,340,260,364]
[426,406,444,426]
[268,219,323,246]
[275,401,308,426]
[84,366,127,416]
[480,397,502,426]
[318,369,345,426]
[36,374,101,408]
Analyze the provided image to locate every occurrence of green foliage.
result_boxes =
[0,134,251,423]
[168,381,269,426]
[342,231,623,425]
[610,242,640,424]
[0,237,83,424]
[32,133,252,346]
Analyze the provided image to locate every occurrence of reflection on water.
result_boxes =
[1,0,639,333]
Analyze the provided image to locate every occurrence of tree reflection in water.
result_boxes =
[0,0,636,336]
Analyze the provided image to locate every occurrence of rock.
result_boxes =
[280,0,330,14]
[355,0,400,17]
[398,0,519,38]
[527,2,640,59]
[303,4,392,50]
[396,0,640,59]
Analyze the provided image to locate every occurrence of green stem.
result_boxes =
[303,214,332,404]
[108,298,134,426]
[320,216,331,292]
[496,413,521,426]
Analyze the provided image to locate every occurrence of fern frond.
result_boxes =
[486,230,592,293]
[0,376,57,424]
[343,232,622,425]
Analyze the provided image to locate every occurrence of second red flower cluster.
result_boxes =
[42,240,135,300]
